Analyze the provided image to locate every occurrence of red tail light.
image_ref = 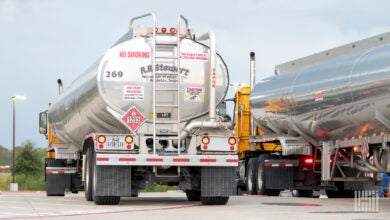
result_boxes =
[304,158,314,165]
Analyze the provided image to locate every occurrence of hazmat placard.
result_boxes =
[121,106,145,132]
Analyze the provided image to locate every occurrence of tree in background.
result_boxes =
[15,141,42,190]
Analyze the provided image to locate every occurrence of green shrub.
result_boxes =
[0,175,11,190]
[142,184,177,192]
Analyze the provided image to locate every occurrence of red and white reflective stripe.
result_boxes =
[96,157,232,163]
[340,136,361,141]
[96,157,109,161]
[146,158,163,162]
[265,163,293,167]
[95,154,238,167]
[46,170,72,174]
[173,158,190,162]
[119,158,136,162]
[339,130,390,142]
[200,159,217,163]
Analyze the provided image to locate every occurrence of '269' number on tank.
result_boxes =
[106,71,123,78]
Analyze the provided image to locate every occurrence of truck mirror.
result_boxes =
[39,111,48,134]
[217,102,227,115]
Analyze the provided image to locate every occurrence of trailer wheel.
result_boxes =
[246,158,258,194]
[94,196,120,205]
[185,190,201,201]
[297,190,315,197]
[84,147,94,201]
[200,196,229,205]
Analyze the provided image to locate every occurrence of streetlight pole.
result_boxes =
[11,95,26,191]
[12,97,16,183]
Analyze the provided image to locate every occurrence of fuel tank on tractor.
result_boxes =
[48,27,229,150]
[250,41,390,145]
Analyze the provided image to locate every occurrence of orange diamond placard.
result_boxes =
[122,106,145,132]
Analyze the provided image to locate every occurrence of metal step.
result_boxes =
[155,120,180,124]
[155,104,179,108]
[156,41,178,46]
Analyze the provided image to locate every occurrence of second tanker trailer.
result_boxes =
[236,32,390,197]
[39,13,238,205]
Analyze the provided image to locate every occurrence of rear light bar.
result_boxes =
[155,27,176,34]
[96,135,134,150]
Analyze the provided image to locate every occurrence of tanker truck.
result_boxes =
[38,13,238,205]
[235,32,390,197]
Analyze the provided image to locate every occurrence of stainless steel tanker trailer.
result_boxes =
[39,13,238,205]
[235,32,390,197]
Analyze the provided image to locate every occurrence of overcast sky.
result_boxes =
[0,0,389,150]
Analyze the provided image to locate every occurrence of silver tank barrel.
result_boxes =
[250,45,390,144]
[48,28,229,150]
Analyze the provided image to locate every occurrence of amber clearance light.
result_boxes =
[202,136,210,145]
[125,135,133,144]
[97,135,106,144]
[228,137,237,145]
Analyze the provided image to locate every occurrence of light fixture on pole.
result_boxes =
[11,95,26,191]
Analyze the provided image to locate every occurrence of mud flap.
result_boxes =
[265,166,294,189]
[94,166,132,197]
[46,173,70,196]
[201,167,236,197]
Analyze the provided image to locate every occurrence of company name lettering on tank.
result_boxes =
[119,51,150,58]
[140,64,190,82]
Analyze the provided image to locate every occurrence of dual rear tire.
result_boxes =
[84,147,120,205]
[246,155,279,196]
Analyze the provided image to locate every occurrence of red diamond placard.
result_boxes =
[122,106,145,132]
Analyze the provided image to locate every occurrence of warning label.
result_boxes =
[123,85,144,101]
[180,52,208,61]
[184,87,204,102]
[121,106,145,132]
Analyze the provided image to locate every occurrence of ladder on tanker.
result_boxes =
[129,14,190,156]
[151,15,189,156]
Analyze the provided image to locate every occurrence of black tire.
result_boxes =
[201,196,229,205]
[246,158,258,194]
[326,190,342,198]
[185,190,201,201]
[94,196,121,205]
[131,189,139,197]
[298,190,315,197]
[86,147,122,205]
[257,154,280,196]
[342,190,355,198]
[84,147,94,201]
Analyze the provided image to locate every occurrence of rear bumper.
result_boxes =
[96,153,238,167]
